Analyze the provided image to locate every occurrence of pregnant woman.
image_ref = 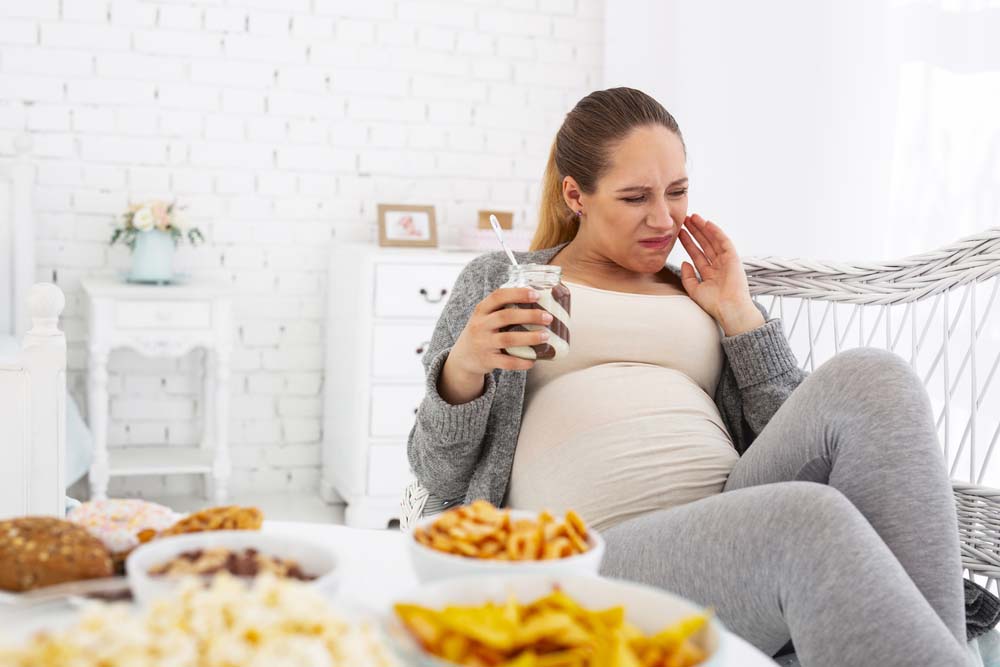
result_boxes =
[407,87,968,666]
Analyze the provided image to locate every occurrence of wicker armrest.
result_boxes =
[954,481,1000,578]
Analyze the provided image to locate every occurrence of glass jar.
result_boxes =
[499,264,571,361]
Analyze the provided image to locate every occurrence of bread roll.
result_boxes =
[0,517,114,592]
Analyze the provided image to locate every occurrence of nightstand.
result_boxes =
[82,277,234,503]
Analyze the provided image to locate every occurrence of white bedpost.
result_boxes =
[20,283,66,516]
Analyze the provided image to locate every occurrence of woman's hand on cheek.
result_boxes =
[678,214,764,335]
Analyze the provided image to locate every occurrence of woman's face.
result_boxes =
[565,124,688,274]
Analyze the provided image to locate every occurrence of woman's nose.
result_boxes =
[648,206,676,233]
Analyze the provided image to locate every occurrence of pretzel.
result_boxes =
[137,506,263,544]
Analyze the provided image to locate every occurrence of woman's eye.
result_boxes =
[622,189,687,204]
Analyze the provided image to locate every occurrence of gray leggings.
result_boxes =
[600,347,967,667]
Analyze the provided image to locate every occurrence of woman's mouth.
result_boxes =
[638,235,673,250]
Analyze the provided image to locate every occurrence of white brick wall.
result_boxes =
[0,0,603,497]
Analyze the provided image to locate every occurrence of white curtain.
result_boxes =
[604,0,1000,262]
[886,0,1000,258]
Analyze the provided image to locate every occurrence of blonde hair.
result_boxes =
[530,87,685,251]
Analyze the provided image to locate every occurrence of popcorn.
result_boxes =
[0,574,398,667]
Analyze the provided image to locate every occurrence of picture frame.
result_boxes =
[377,204,438,248]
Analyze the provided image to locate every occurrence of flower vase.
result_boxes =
[129,230,175,283]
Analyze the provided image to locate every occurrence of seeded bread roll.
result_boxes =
[0,517,114,592]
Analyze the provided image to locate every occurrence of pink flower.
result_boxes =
[151,201,170,230]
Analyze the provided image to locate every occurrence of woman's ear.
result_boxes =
[562,175,584,214]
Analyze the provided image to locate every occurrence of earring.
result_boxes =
[576,209,582,218]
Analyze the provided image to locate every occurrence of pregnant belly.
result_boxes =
[508,363,739,531]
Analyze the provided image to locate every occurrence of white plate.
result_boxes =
[385,573,727,666]
[126,530,340,606]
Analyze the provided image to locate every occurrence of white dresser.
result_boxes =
[322,244,481,528]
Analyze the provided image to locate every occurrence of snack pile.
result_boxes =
[148,547,315,581]
[0,504,265,593]
[138,505,264,542]
[395,588,711,667]
[414,501,591,561]
[0,574,399,667]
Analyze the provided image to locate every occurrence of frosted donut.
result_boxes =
[68,499,180,555]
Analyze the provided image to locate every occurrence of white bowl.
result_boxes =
[408,509,605,583]
[385,573,726,667]
[125,530,339,606]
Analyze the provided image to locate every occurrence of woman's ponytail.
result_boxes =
[530,138,578,251]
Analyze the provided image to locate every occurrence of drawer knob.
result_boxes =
[418,288,448,304]
[413,407,418,415]
[415,340,430,355]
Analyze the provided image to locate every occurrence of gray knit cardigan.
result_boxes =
[407,242,808,506]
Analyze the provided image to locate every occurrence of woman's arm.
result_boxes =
[406,259,499,501]
[716,300,808,448]
[676,215,807,445]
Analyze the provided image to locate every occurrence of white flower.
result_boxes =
[132,206,155,231]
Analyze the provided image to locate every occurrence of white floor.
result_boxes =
[143,492,347,525]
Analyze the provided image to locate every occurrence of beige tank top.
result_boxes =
[506,281,740,532]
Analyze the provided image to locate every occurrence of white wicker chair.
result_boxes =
[401,227,1000,594]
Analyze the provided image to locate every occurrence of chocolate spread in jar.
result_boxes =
[502,281,571,361]
[498,264,571,362]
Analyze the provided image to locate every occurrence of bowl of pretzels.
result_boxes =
[407,501,605,583]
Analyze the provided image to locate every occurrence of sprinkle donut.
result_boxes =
[68,499,180,556]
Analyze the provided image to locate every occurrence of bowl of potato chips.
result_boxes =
[408,501,605,583]
[386,573,724,667]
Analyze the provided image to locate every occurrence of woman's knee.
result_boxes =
[821,347,921,391]
[765,482,869,542]
[816,347,934,428]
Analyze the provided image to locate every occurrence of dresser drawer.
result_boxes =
[368,443,410,496]
[370,383,425,437]
[114,301,212,329]
[372,324,434,380]
[374,263,464,318]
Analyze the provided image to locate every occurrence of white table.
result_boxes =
[81,276,234,503]
[265,521,779,666]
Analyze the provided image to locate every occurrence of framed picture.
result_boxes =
[378,204,438,248]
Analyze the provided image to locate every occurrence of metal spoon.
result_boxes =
[489,214,518,266]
